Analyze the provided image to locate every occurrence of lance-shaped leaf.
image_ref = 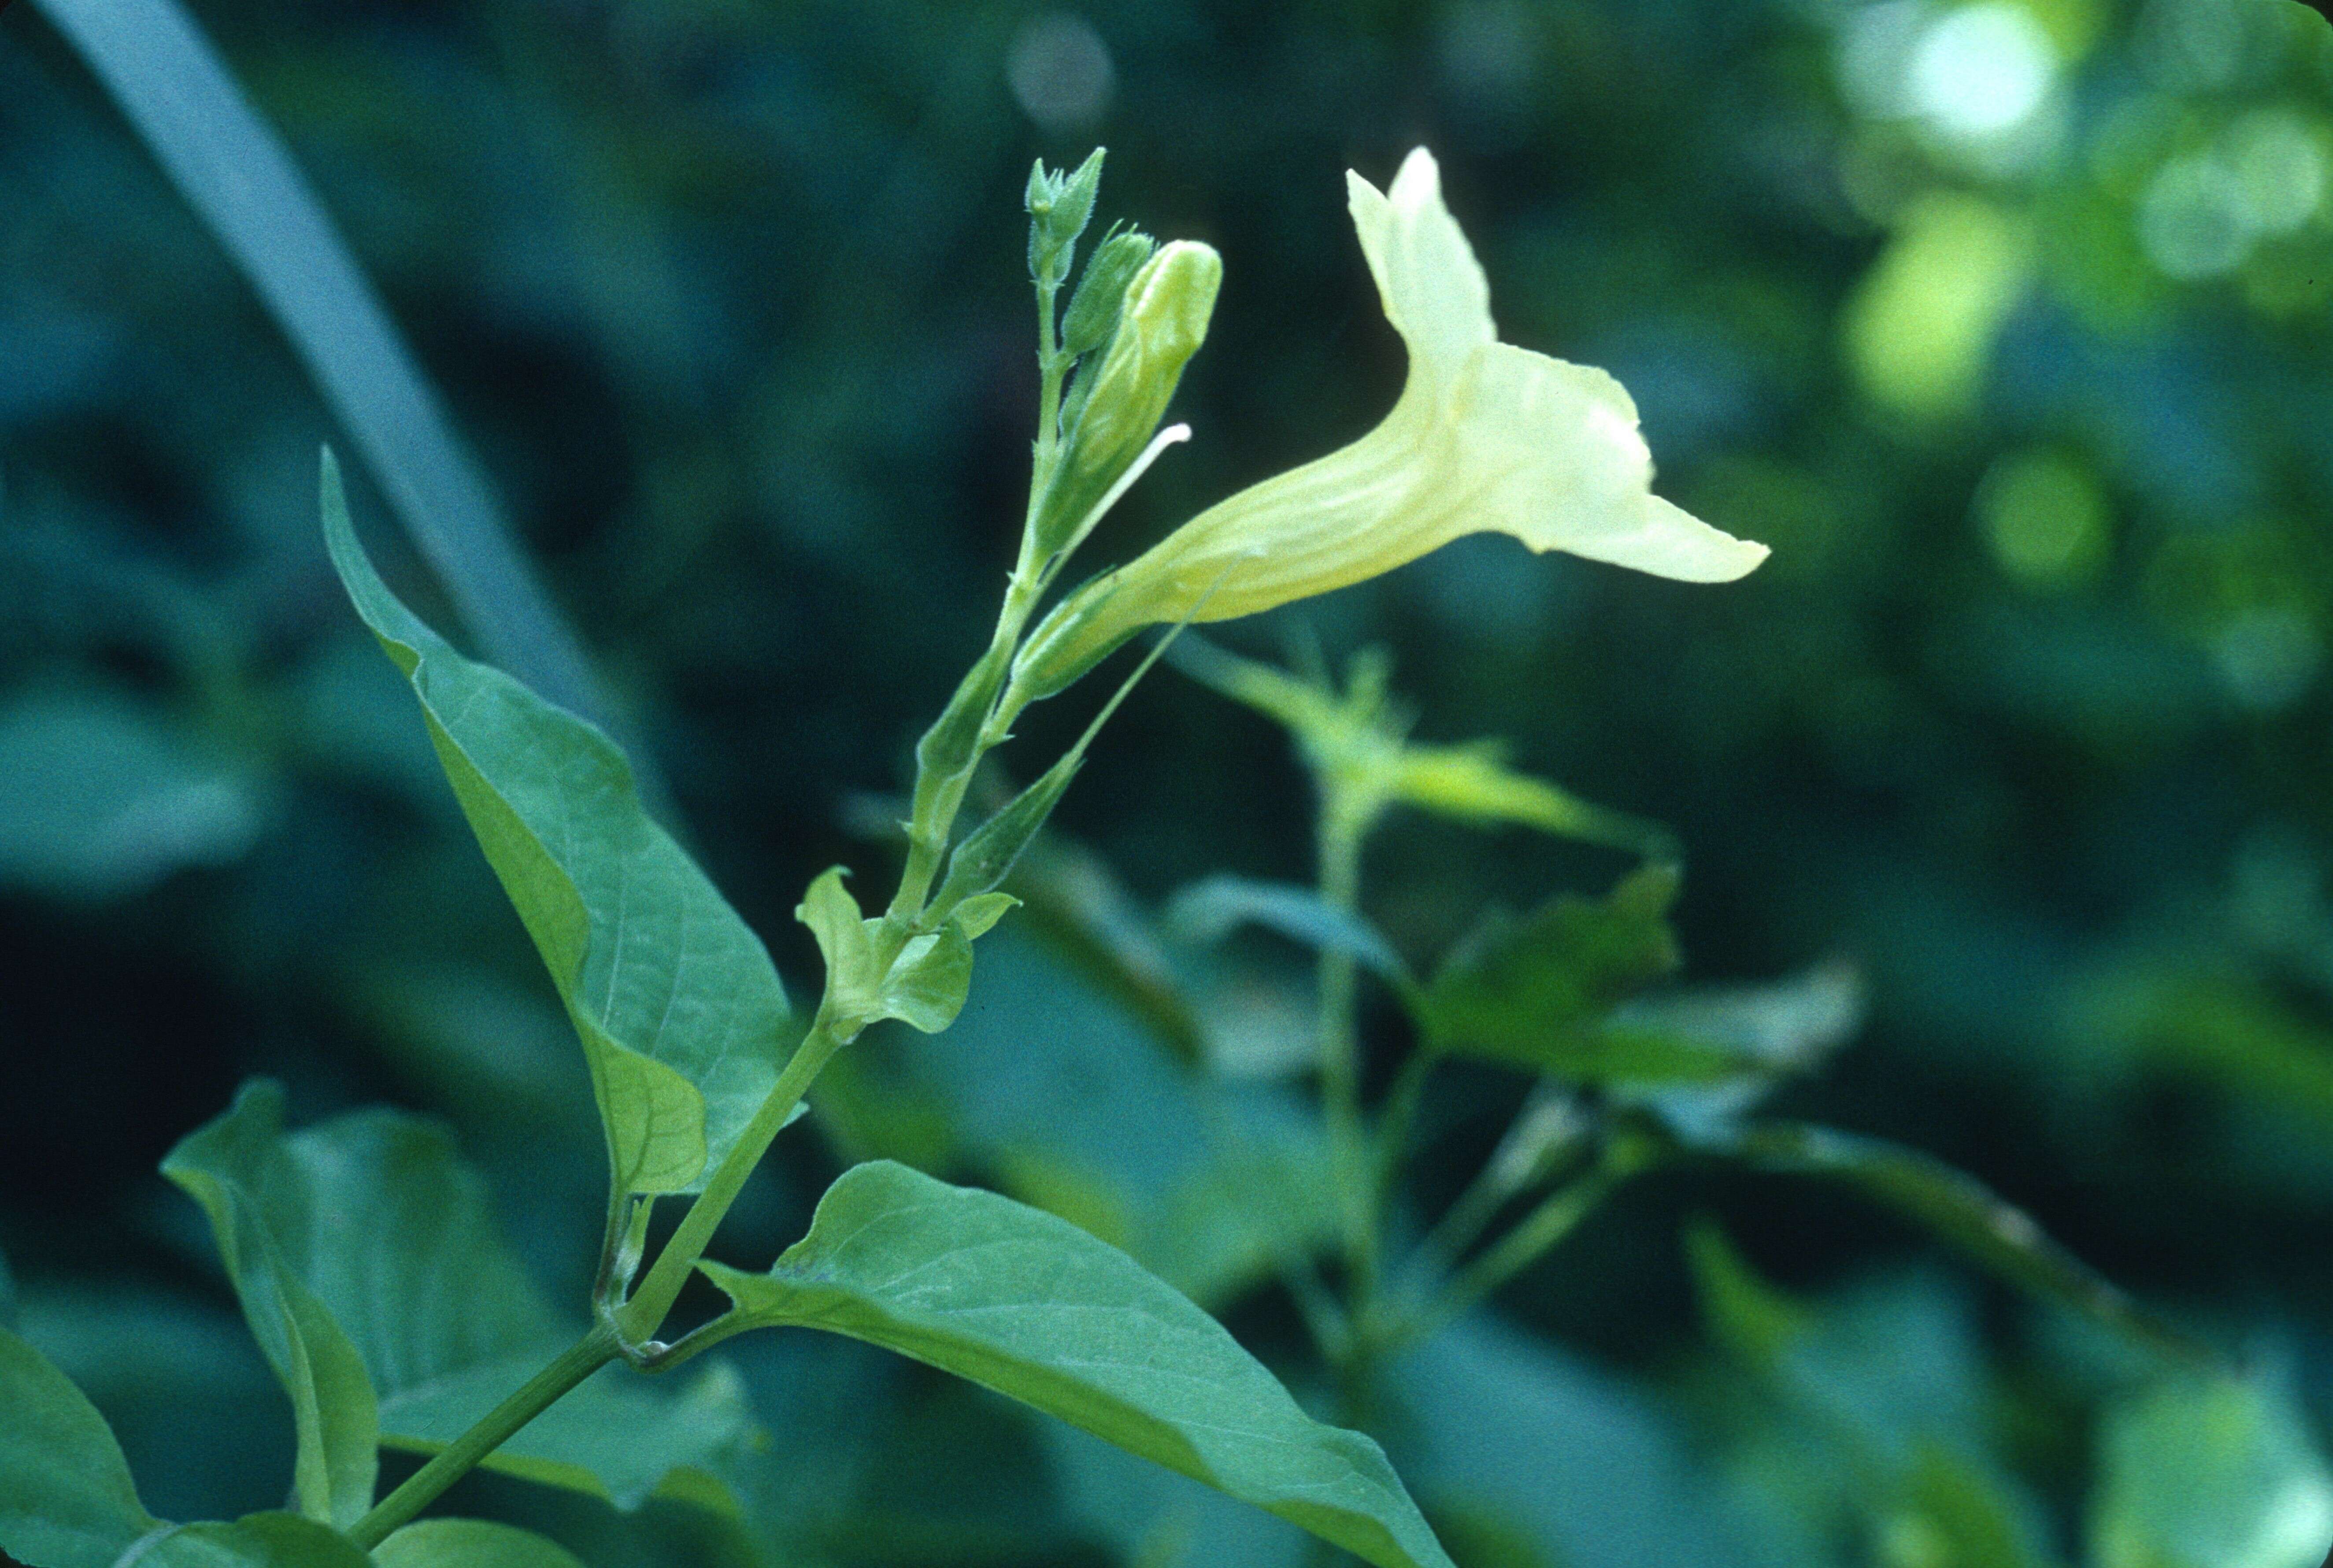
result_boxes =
[0,1327,159,1568]
[1708,1121,2211,1365]
[699,1160,1455,1568]
[162,1089,380,1529]
[1418,866,1734,1082]
[168,1082,760,1514]
[322,453,789,1197]
[374,1520,586,1568]
[1166,875,1414,991]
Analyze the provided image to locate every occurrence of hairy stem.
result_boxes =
[349,1325,616,1549]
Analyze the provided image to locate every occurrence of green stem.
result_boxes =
[349,1325,616,1549]
[1403,1165,1631,1350]
[617,1015,848,1342]
[1315,799,1374,1300]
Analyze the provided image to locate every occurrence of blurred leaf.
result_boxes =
[702,1160,1457,1568]
[0,1326,158,1568]
[1166,875,1414,988]
[166,1082,759,1514]
[1420,867,1733,1082]
[2090,1376,2333,1568]
[1611,964,1865,1077]
[26,0,621,737]
[16,1286,294,1524]
[143,1514,373,1568]
[1395,1319,1752,1568]
[373,1519,585,1568]
[0,688,266,900]
[1006,831,1211,1070]
[161,1085,380,1529]
[378,1356,756,1516]
[323,455,790,1199]
[1387,742,1677,860]
[1708,1121,2208,1365]
[894,932,1337,1306]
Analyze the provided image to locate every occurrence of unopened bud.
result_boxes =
[1030,240,1221,557]
[1027,148,1106,286]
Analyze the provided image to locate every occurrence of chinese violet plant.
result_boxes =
[0,148,2181,1568]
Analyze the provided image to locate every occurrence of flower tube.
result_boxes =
[1014,148,1766,700]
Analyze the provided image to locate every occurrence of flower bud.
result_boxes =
[1030,239,1222,558]
[1027,148,1106,287]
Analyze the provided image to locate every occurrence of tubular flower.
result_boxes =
[1014,147,1767,698]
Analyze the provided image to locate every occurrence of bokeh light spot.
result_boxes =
[1907,3,2058,140]
[1008,13,1115,134]
[1975,449,2111,588]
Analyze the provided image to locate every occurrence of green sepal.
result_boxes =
[911,642,1010,805]
[1027,148,1106,286]
[320,451,789,1200]
[1061,227,1155,363]
[952,891,1022,940]
[932,752,1083,913]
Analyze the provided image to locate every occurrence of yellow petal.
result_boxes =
[1346,148,1493,381]
[1010,148,1765,696]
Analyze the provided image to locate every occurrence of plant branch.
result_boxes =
[349,1324,616,1549]
[616,1013,848,1343]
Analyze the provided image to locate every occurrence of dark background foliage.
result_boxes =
[8,0,2333,1561]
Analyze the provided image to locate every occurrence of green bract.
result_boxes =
[1016,147,1768,689]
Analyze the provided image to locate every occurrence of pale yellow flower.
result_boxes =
[1015,147,1766,696]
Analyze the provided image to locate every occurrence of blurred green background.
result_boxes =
[9,0,2333,1562]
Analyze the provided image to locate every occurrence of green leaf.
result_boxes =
[0,1326,159,1568]
[2091,1376,2333,1568]
[700,1160,1454,1568]
[321,454,789,1198]
[1419,867,1711,1081]
[1166,876,1413,989]
[161,1086,380,1529]
[1387,743,1677,860]
[373,1519,587,1568]
[798,867,882,1028]
[378,1355,756,1514]
[0,687,267,900]
[167,1082,760,1514]
[1710,1121,2209,1365]
[881,923,975,1034]
[142,1513,374,1568]
[1004,833,1210,1070]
